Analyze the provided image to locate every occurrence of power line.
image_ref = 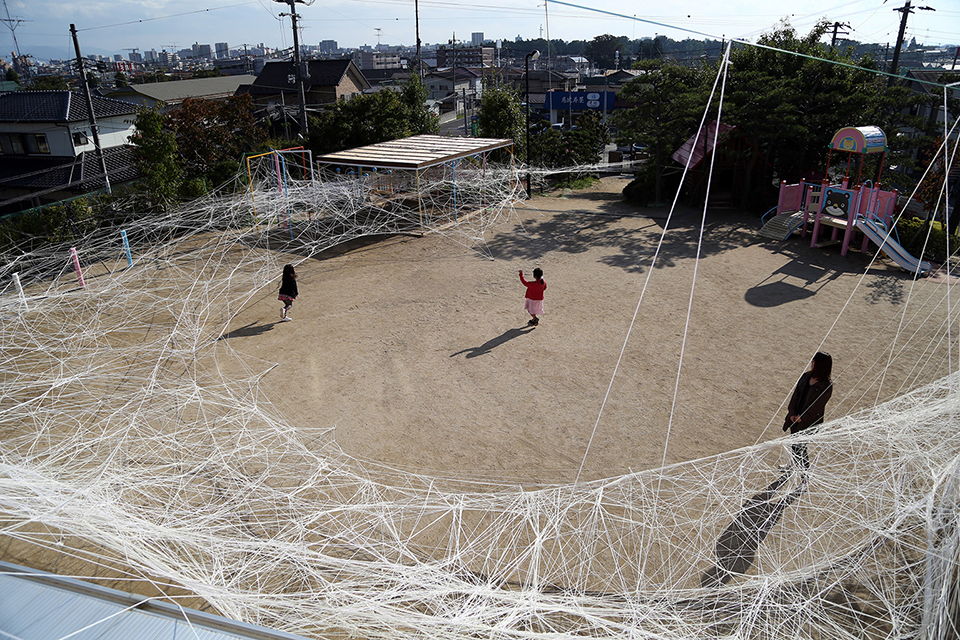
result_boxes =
[77,1,262,33]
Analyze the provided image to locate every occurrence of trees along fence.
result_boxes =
[613,20,941,210]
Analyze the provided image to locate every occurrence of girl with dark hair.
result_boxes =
[278,264,298,322]
[519,267,546,326]
[782,352,833,471]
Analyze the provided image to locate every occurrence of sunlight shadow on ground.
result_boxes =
[450,326,536,358]
[218,322,279,340]
[700,471,805,588]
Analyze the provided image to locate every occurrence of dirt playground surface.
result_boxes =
[219,175,953,485]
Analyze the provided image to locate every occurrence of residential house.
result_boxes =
[104,75,258,110]
[423,67,482,114]
[554,56,591,74]
[582,69,643,93]
[0,91,138,212]
[236,59,370,112]
[361,68,410,91]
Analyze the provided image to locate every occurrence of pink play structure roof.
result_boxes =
[830,126,886,155]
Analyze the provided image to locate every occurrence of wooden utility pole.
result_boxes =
[415,0,422,79]
[831,22,850,48]
[70,24,111,195]
[275,0,309,135]
[888,1,935,86]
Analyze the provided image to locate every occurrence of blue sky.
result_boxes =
[4,0,958,60]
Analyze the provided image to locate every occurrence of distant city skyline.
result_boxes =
[2,0,958,62]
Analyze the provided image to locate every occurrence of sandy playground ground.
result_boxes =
[213,174,955,486]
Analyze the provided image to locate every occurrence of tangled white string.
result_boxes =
[0,154,958,640]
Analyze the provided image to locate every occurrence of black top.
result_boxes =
[784,371,833,434]
[279,274,298,298]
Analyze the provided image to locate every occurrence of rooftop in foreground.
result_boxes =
[315,134,514,170]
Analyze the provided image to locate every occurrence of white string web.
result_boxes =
[0,135,959,638]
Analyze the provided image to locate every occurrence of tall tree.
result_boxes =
[400,75,440,136]
[477,85,525,159]
[167,94,265,180]
[529,110,609,168]
[309,77,440,155]
[615,21,933,209]
[612,60,708,203]
[129,106,182,207]
[723,20,928,206]
[585,34,628,70]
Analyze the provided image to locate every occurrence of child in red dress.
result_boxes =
[519,268,546,326]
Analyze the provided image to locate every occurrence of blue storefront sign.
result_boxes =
[544,91,617,111]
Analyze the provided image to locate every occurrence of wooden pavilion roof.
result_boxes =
[315,134,514,170]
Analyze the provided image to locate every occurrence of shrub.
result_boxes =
[896,217,957,263]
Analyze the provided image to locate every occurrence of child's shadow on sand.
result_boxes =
[450,326,536,358]
[218,322,280,340]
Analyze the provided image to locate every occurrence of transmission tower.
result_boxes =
[1,0,31,81]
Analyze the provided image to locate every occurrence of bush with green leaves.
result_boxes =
[896,217,957,264]
[529,111,609,169]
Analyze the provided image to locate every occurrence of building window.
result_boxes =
[0,133,52,155]
[0,133,25,155]
[26,134,50,154]
[73,131,89,146]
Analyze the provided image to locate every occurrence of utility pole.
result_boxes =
[1,0,30,82]
[831,22,851,48]
[888,0,935,86]
[414,0,422,79]
[274,0,310,136]
[70,24,111,195]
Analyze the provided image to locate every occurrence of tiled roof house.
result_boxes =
[0,90,139,211]
[237,59,371,107]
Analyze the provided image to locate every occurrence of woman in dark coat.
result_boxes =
[782,352,833,471]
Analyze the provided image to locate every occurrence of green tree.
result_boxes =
[114,71,129,87]
[5,68,19,85]
[568,110,609,163]
[477,84,525,159]
[29,75,69,90]
[129,106,182,207]
[309,90,410,153]
[637,37,665,61]
[308,77,440,155]
[400,75,440,136]
[722,20,927,207]
[585,34,628,70]
[529,111,609,169]
[167,94,265,181]
[612,60,708,203]
[614,21,931,209]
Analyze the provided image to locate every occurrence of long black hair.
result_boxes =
[811,351,832,382]
[283,264,296,280]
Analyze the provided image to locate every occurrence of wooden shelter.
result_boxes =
[316,134,513,171]
[316,135,516,228]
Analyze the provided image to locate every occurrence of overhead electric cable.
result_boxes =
[77,1,262,32]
